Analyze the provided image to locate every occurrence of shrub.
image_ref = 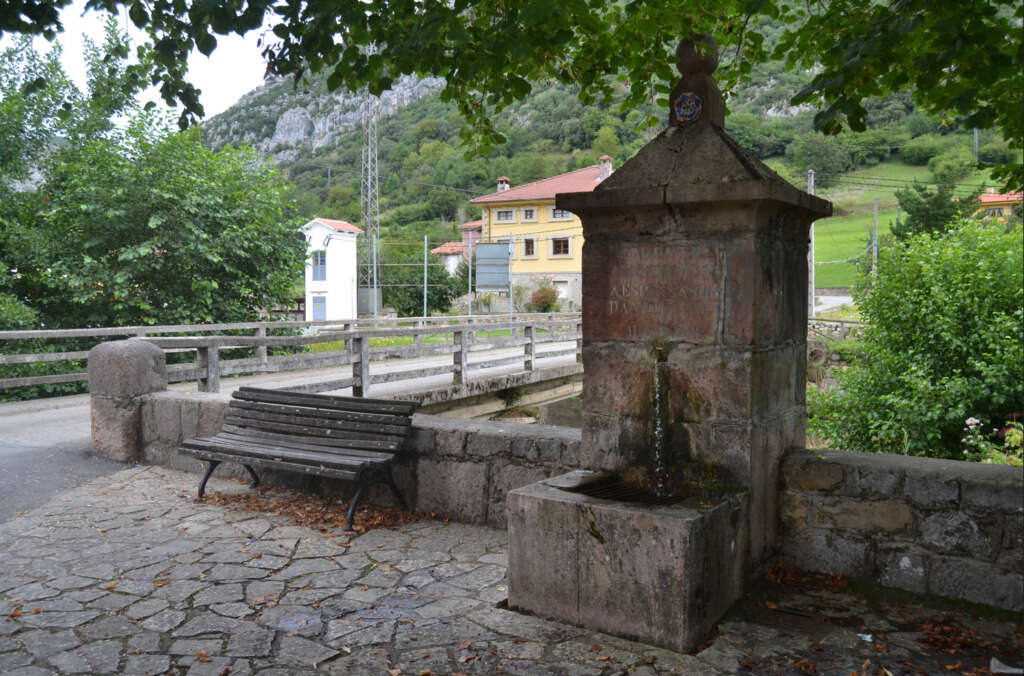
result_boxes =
[808,223,1024,459]
[529,287,559,313]
[900,134,952,165]
[928,146,976,183]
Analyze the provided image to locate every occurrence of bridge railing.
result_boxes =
[0,313,583,396]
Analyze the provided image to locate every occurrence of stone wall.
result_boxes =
[779,450,1023,612]
[130,390,1021,611]
[137,391,579,530]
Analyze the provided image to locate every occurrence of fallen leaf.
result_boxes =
[944,662,961,671]
[765,601,778,609]
[387,670,401,676]
[104,582,117,590]
[196,650,212,663]
[597,655,610,661]
[9,609,22,617]
[419,670,432,676]
[32,608,40,614]
[458,655,477,664]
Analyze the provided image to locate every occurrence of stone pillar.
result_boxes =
[557,38,831,566]
[89,339,167,462]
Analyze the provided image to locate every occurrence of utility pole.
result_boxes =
[807,169,815,318]
[468,231,474,316]
[973,128,979,160]
[422,234,428,318]
[359,91,380,317]
[872,197,879,277]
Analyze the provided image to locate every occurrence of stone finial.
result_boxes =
[669,35,724,128]
[676,34,719,75]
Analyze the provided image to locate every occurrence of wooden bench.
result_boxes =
[180,387,418,529]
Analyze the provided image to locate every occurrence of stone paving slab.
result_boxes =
[1,466,1021,675]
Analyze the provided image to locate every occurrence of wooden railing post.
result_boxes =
[576,321,583,362]
[197,345,220,392]
[452,330,467,384]
[254,326,267,364]
[352,335,369,396]
[413,318,424,345]
[524,324,535,371]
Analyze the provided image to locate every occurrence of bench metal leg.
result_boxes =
[384,466,408,511]
[243,465,260,488]
[345,482,365,531]
[198,460,221,499]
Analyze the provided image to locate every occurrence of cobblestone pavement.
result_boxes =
[1,467,1021,675]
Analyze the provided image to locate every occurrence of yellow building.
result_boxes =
[469,156,612,309]
[977,189,1022,219]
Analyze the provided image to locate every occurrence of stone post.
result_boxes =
[557,36,831,566]
[88,339,167,462]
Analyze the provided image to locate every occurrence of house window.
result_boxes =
[522,237,537,258]
[520,207,537,222]
[496,209,515,222]
[550,236,571,258]
[312,295,327,321]
[312,251,327,281]
[549,207,572,221]
[987,207,1005,217]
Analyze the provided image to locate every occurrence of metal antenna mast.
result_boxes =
[359,91,380,316]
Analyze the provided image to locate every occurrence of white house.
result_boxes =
[429,241,464,276]
[301,217,362,321]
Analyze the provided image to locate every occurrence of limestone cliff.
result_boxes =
[202,73,444,161]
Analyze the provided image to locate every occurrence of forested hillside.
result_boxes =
[202,51,1014,246]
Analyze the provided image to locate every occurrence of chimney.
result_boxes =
[599,155,613,181]
[987,187,996,194]
[497,176,510,192]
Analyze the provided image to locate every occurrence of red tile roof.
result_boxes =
[430,241,464,255]
[469,166,606,204]
[312,217,363,233]
[457,219,483,230]
[979,191,1022,204]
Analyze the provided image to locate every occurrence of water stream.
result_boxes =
[651,349,671,497]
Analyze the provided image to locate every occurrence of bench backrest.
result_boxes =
[224,387,418,455]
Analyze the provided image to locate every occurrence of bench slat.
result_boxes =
[218,426,401,456]
[222,417,401,450]
[235,387,418,416]
[183,437,390,469]
[227,405,408,439]
[230,399,411,430]
[211,429,398,461]
[182,447,361,482]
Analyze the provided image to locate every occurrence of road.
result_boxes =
[0,340,578,521]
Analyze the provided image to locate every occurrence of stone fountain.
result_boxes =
[507,36,831,653]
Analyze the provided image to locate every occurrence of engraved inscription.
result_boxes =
[587,243,720,343]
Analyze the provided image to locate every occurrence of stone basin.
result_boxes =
[507,470,750,653]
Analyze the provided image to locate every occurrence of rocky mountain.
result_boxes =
[203,73,444,162]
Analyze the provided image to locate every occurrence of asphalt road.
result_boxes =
[0,396,126,521]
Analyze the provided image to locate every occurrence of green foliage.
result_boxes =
[928,146,976,184]
[809,223,1024,459]
[786,134,851,185]
[378,245,461,317]
[891,183,980,240]
[900,134,953,166]
[4,0,1020,189]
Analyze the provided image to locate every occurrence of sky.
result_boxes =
[46,0,269,117]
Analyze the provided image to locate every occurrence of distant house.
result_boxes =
[430,241,464,276]
[458,219,482,260]
[467,157,612,309]
[977,189,1022,219]
[301,217,363,321]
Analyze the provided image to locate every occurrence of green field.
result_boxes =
[813,211,892,288]
[810,162,996,288]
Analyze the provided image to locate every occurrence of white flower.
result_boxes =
[965,417,981,429]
